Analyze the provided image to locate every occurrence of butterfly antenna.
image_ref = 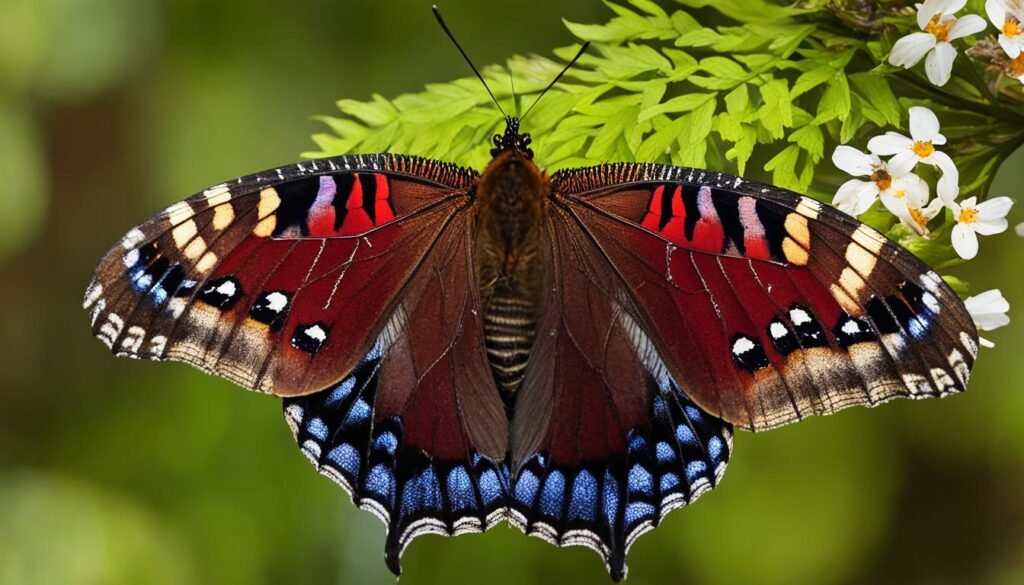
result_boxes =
[509,70,519,118]
[520,41,590,123]
[432,5,507,117]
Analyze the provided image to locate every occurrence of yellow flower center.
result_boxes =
[925,14,954,41]
[908,206,929,227]
[871,169,893,191]
[1011,53,1024,77]
[912,140,935,158]
[958,207,979,224]
[893,189,907,199]
[1004,16,1022,38]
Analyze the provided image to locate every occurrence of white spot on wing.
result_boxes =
[769,321,788,340]
[732,336,755,356]
[790,308,812,326]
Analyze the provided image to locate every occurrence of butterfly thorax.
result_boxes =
[476,148,549,404]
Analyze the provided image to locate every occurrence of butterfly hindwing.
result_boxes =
[285,208,510,576]
[507,204,733,580]
[83,154,479,397]
[552,163,978,431]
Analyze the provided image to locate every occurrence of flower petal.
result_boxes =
[973,217,1009,235]
[919,0,966,27]
[891,173,931,206]
[976,195,1015,219]
[986,0,1007,26]
[949,14,990,39]
[888,150,920,176]
[831,145,877,176]
[867,132,913,155]
[952,222,979,259]
[833,179,878,215]
[929,150,961,203]
[925,42,957,86]
[909,106,942,141]
[890,33,938,67]
[999,34,1023,59]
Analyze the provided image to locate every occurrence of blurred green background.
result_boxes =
[1,1,1022,584]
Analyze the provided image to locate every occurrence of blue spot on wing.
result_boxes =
[446,466,476,512]
[569,471,598,522]
[539,470,566,518]
[514,469,540,508]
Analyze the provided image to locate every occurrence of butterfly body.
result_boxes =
[477,125,548,398]
[85,116,978,581]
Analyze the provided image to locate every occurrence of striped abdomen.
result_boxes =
[483,294,538,398]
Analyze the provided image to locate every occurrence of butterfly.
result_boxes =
[83,10,980,582]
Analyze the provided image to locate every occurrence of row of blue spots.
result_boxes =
[326,443,361,478]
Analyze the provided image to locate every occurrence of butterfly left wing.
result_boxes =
[508,203,733,581]
[83,154,476,397]
[550,163,979,431]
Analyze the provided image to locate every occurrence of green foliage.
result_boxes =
[309,0,1024,286]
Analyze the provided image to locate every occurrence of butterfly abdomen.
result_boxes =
[476,151,549,399]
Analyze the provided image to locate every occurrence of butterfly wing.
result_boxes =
[284,206,509,575]
[84,154,478,397]
[85,154,511,574]
[550,163,978,431]
[508,203,733,581]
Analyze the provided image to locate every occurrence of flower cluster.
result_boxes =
[889,0,1024,86]
[832,105,1014,345]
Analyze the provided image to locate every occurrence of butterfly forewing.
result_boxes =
[84,154,478,397]
[552,163,978,431]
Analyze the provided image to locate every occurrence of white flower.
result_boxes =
[831,146,931,216]
[889,0,988,86]
[867,106,960,203]
[882,187,945,236]
[948,195,1014,259]
[986,0,1024,58]
[1016,221,1024,236]
[964,288,1010,347]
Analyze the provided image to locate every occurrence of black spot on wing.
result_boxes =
[711,190,745,255]
[272,178,321,237]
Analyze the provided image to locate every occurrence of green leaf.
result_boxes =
[636,115,688,161]
[674,97,717,166]
[690,56,751,89]
[764,144,802,190]
[638,92,716,121]
[586,105,641,159]
[813,73,851,125]
[788,124,824,160]
[850,73,901,127]
[758,78,793,140]
[791,66,837,98]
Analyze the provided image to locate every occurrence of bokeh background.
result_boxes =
[1,1,1022,584]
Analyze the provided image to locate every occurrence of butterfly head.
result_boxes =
[491,116,533,159]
